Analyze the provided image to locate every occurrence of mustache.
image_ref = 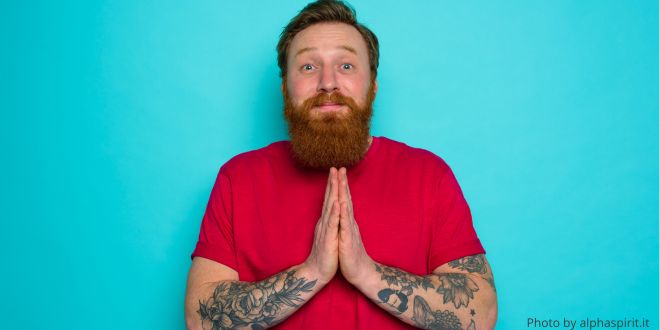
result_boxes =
[283,82,375,170]
[302,92,356,109]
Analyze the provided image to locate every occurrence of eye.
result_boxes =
[301,64,314,71]
[341,63,353,70]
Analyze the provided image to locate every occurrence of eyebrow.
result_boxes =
[294,45,357,57]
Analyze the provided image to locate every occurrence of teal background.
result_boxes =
[2,1,657,329]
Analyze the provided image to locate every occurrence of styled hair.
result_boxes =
[276,0,379,79]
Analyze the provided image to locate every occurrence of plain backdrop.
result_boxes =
[2,0,658,329]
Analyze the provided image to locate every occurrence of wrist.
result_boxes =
[353,261,393,300]
[297,262,334,287]
[345,257,378,290]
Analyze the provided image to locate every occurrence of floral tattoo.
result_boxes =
[448,254,496,291]
[436,273,479,309]
[374,256,493,328]
[412,295,477,330]
[375,264,434,314]
[375,264,434,295]
[197,270,316,330]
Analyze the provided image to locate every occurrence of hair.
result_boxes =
[276,0,379,79]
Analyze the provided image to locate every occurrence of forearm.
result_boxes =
[186,264,325,330]
[355,262,497,330]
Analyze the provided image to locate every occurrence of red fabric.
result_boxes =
[192,136,485,329]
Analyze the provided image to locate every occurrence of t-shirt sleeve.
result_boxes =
[428,165,485,272]
[190,168,238,271]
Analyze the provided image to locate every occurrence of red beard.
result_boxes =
[283,82,376,170]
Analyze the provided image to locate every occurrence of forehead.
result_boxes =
[288,22,368,59]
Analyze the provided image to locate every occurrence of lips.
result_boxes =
[304,92,353,114]
[314,102,345,112]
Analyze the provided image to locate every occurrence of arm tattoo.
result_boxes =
[412,295,477,330]
[375,264,434,294]
[197,270,316,330]
[375,264,480,311]
[375,264,434,313]
[436,273,479,309]
[448,254,496,291]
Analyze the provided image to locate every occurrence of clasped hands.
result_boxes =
[302,167,374,286]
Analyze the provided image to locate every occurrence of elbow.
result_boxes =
[185,313,202,330]
[184,302,203,330]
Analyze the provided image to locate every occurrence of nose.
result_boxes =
[317,66,338,93]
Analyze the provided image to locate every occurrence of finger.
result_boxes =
[323,167,337,216]
[327,201,340,234]
[341,201,364,248]
[323,167,332,204]
[314,213,323,232]
[339,201,350,233]
[316,203,337,242]
[344,169,353,204]
[322,201,340,248]
[339,168,354,216]
[338,167,348,203]
[330,167,339,206]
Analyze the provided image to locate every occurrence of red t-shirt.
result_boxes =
[192,136,485,329]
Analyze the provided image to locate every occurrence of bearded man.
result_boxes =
[184,1,497,329]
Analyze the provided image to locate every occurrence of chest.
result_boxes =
[232,170,434,280]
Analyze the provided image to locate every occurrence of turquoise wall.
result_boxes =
[2,1,657,328]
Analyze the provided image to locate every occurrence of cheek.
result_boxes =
[287,78,316,106]
[342,76,372,104]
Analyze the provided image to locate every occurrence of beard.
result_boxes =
[283,82,376,170]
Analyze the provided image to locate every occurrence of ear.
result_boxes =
[374,80,378,94]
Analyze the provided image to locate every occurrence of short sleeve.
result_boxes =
[190,168,238,271]
[428,166,485,272]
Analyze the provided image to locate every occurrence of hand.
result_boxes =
[337,167,374,286]
[302,167,340,284]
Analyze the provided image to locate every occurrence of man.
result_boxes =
[185,1,497,329]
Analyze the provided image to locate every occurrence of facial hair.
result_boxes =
[283,82,376,170]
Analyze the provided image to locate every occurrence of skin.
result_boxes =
[185,169,341,330]
[336,167,371,285]
[185,22,497,329]
[283,22,377,119]
[302,167,341,283]
[333,168,498,329]
[186,23,374,329]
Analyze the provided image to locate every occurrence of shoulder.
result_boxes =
[219,141,290,176]
[376,136,451,174]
